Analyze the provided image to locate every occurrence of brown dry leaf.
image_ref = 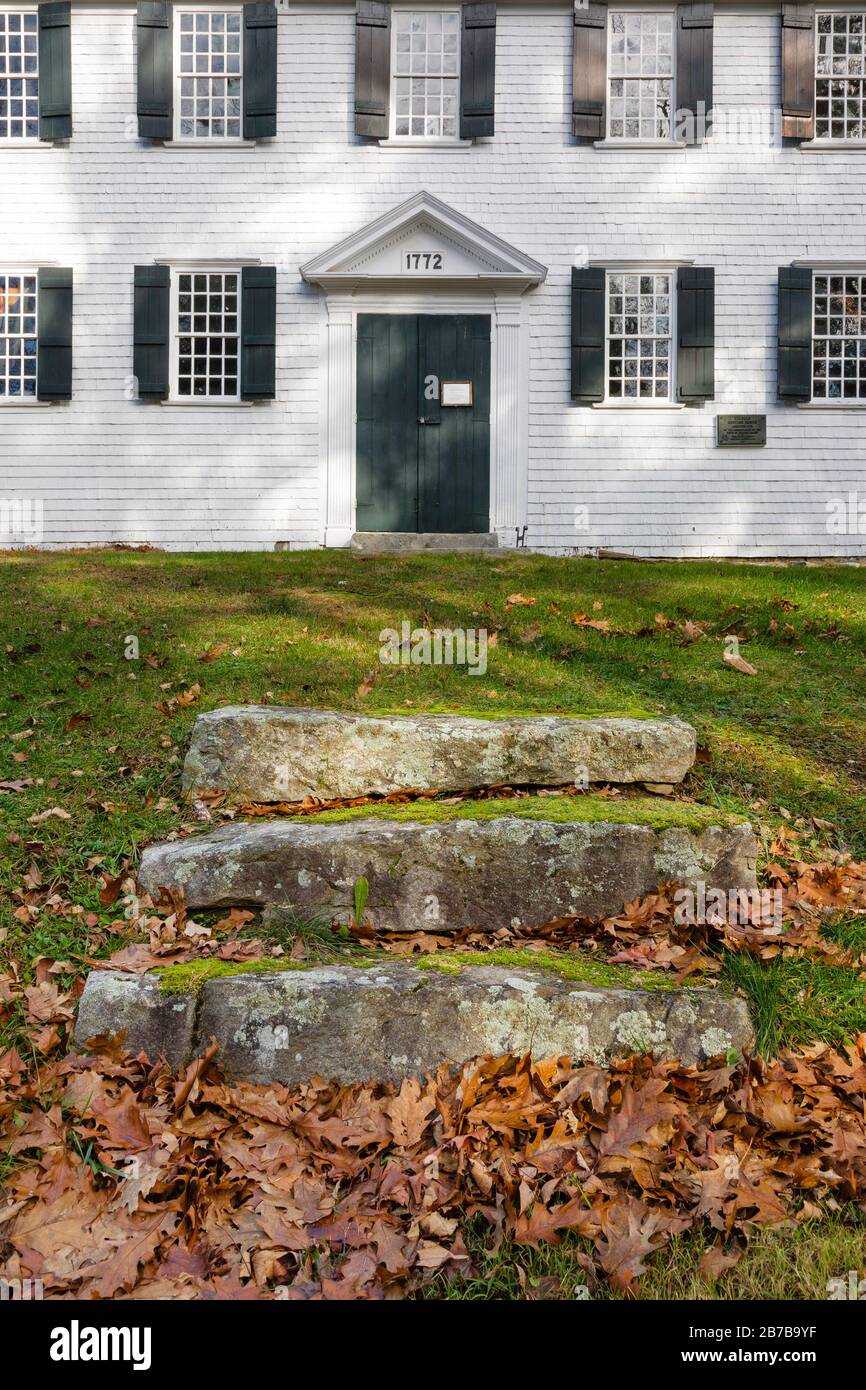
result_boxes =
[198,642,230,664]
[698,1244,742,1282]
[356,669,377,699]
[723,651,758,676]
[382,1078,436,1148]
[505,593,536,609]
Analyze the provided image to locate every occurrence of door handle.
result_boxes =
[417,416,440,426]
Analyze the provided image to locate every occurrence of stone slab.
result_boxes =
[182,706,698,803]
[73,965,754,1083]
[138,816,757,932]
[73,970,197,1069]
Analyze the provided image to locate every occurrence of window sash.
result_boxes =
[0,268,38,401]
[815,9,866,140]
[389,7,461,141]
[604,270,676,404]
[811,270,866,401]
[168,267,240,402]
[606,8,676,143]
[0,6,39,142]
[173,5,244,143]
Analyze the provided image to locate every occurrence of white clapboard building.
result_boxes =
[1,0,865,555]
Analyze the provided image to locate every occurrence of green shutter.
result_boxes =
[460,3,496,139]
[676,3,713,146]
[676,266,715,401]
[137,0,173,140]
[241,266,276,400]
[571,267,605,404]
[38,2,71,141]
[781,4,815,140]
[573,2,607,141]
[37,267,72,401]
[243,2,277,139]
[778,266,813,401]
[355,0,390,139]
[133,265,170,399]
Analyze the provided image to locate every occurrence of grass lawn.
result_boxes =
[2,548,865,1300]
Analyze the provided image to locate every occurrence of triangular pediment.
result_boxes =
[301,192,547,290]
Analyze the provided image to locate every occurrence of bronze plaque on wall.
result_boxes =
[716,415,767,447]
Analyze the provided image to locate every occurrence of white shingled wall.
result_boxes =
[0,1,864,554]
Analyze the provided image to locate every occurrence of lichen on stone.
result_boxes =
[613,1009,668,1054]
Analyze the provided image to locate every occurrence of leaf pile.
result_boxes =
[1,1037,865,1299]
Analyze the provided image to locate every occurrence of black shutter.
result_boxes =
[571,267,605,403]
[241,266,276,400]
[573,2,607,141]
[137,0,173,140]
[36,267,72,401]
[38,3,71,141]
[676,3,713,146]
[133,265,170,400]
[460,3,496,139]
[355,0,390,138]
[244,2,277,139]
[676,266,714,401]
[781,3,815,140]
[777,266,812,401]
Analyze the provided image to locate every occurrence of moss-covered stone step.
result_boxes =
[182,706,697,804]
[73,961,753,1082]
[138,813,756,933]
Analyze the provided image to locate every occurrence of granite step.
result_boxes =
[74,963,754,1083]
[182,706,697,804]
[138,813,756,933]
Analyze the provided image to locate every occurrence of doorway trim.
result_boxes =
[300,192,547,548]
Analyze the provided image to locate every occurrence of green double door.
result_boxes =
[356,314,491,533]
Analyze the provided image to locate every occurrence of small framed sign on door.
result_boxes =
[441,380,473,407]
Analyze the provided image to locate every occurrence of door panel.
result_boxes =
[356,314,418,533]
[356,312,490,533]
[419,315,490,534]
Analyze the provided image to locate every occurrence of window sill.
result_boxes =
[593,139,687,150]
[0,400,58,409]
[592,401,686,410]
[377,138,473,150]
[797,401,866,410]
[800,140,866,152]
[158,398,257,408]
[159,139,258,149]
[0,139,59,149]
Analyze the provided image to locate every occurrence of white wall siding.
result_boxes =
[0,2,864,555]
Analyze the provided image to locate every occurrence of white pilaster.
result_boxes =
[324,297,355,547]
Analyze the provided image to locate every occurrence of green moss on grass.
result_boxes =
[305,792,739,833]
[155,944,706,997]
[413,947,702,992]
[157,956,307,995]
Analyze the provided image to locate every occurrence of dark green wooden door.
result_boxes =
[356,314,490,533]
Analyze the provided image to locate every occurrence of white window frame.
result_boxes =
[606,6,677,145]
[809,266,866,404]
[388,4,462,144]
[172,3,244,145]
[813,6,866,143]
[167,263,242,405]
[603,266,677,406]
[0,5,40,144]
[0,266,38,405]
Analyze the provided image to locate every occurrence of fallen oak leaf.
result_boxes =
[723,650,758,676]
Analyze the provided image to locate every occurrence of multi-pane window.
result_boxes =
[176,9,242,141]
[173,271,239,399]
[812,273,866,400]
[0,10,39,140]
[815,12,866,139]
[392,10,460,139]
[607,272,672,401]
[608,11,674,141]
[0,272,37,400]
